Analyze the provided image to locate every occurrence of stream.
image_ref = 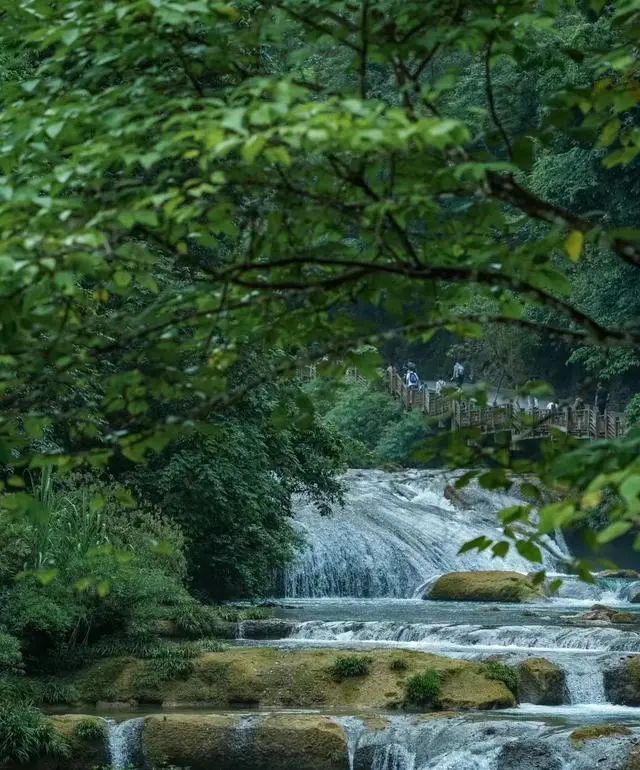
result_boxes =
[107,469,640,768]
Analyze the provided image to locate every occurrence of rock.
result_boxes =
[497,740,562,770]
[237,619,295,639]
[601,570,640,579]
[604,657,640,705]
[143,713,349,770]
[517,658,566,705]
[571,604,638,624]
[570,724,631,743]
[612,611,637,624]
[426,571,542,603]
[65,648,515,711]
[438,669,515,710]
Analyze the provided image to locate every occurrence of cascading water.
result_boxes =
[334,715,637,770]
[285,470,566,598]
[107,718,144,770]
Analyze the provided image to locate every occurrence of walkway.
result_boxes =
[386,368,626,442]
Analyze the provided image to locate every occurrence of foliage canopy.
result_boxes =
[3,1,640,570]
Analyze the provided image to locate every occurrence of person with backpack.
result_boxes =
[405,365,420,390]
[451,360,465,388]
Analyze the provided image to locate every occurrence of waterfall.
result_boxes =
[290,620,640,652]
[285,470,566,598]
[335,715,638,769]
[107,718,144,770]
[288,620,640,704]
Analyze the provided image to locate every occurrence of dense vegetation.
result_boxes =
[2,0,640,764]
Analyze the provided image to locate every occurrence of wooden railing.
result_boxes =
[386,368,626,441]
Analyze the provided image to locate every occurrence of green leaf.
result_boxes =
[459,536,492,554]
[565,230,584,262]
[596,520,632,544]
[515,540,543,563]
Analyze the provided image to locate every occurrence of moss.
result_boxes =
[611,612,637,624]
[143,713,349,770]
[517,658,565,705]
[52,648,515,711]
[570,724,631,743]
[438,670,515,710]
[427,571,541,603]
[482,661,519,697]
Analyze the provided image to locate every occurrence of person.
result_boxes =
[435,377,447,396]
[451,360,465,388]
[573,396,585,411]
[595,382,609,416]
[546,400,559,414]
[405,365,420,390]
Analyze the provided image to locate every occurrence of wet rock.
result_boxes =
[425,571,542,603]
[569,604,638,625]
[496,739,562,770]
[237,619,295,639]
[604,657,640,705]
[601,569,640,579]
[570,724,631,743]
[143,713,349,770]
[517,658,566,705]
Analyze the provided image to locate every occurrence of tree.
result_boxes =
[2,1,640,572]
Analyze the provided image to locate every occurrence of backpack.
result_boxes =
[408,371,419,386]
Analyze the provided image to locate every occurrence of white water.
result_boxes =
[285,470,570,598]
[335,714,637,770]
[107,718,144,770]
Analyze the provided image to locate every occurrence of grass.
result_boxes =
[389,658,408,672]
[482,661,519,697]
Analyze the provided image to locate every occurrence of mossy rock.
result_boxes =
[426,571,542,603]
[517,658,565,705]
[58,648,514,711]
[604,657,640,705]
[611,612,637,624]
[143,713,349,770]
[570,724,631,743]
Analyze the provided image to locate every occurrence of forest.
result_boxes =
[2,1,640,769]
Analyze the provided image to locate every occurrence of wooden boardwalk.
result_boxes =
[386,368,626,442]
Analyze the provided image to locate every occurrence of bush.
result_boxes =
[626,394,640,427]
[482,661,519,696]
[389,658,408,672]
[0,632,23,674]
[329,655,372,681]
[404,670,441,708]
[0,703,68,764]
[74,718,106,742]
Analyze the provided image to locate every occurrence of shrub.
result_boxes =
[404,670,441,708]
[329,655,372,681]
[0,703,68,764]
[625,393,640,427]
[482,661,519,697]
[0,632,23,674]
[74,718,106,742]
[389,658,408,672]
